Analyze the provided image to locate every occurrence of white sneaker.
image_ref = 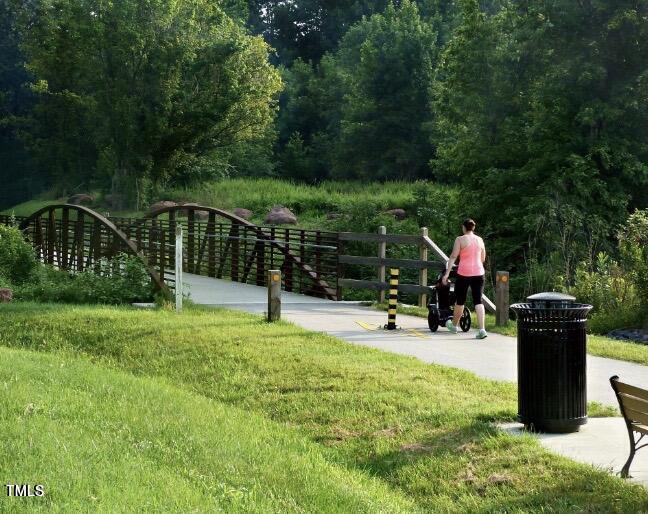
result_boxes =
[476,329,488,339]
[446,320,458,333]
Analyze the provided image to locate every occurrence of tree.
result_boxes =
[331,0,438,180]
[15,0,282,208]
[247,0,392,65]
[0,0,41,208]
[434,0,648,278]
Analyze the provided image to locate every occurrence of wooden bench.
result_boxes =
[610,375,648,478]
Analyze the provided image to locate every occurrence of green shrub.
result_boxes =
[619,209,648,308]
[569,252,642,333]
[587,308,643,335]
[15,254,155,304]
[0,225,38,285]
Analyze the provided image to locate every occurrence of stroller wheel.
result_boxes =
[427,309,439,332]
[460,308,471,332]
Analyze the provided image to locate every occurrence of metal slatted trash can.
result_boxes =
[511,293,592,433]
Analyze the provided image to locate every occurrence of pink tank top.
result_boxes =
[457,237,485,277]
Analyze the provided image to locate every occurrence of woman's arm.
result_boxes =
[442,237,461,285]
[481,238,486,263]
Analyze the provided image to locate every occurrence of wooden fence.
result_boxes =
[337,225,497,312]
[1,207,499,313]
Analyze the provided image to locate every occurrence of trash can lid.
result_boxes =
[527,292,576,307]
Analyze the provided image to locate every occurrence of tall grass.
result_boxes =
[165,178,422,214]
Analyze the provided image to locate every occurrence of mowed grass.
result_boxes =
[1,199,59,217]
[0,303,646,512]
[0,346,413,513]
[372,302,648,366]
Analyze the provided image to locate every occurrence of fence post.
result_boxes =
[496,271,509,326]
[378,226,386,303]
[419,227,428,307]
[175,225,183,312]
[268,269,281,322]
[384,268,399,330]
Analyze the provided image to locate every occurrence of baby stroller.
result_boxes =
[427,265,471,333]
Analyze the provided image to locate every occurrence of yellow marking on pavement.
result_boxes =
[406,328,427,339]
[356,321,378,331]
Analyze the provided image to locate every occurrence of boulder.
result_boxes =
[67,193,94,205]
[386,208,407,220]
[0,288,13,303]
[326,212,341,220]
[149,200,177,214]
[233,208,253,220]
[608,328,648,345]
[181,203,209,221]
[264,205,297,225]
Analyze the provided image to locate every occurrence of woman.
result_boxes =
[441,218,487,339]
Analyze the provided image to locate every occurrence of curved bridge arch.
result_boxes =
[146,204,336,299]
[19,204,168,294]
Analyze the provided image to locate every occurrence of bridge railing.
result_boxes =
[1,209,495,310]
[111,217,340,299]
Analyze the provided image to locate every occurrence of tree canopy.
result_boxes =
[11,0,281,208]
[0,0,645,284]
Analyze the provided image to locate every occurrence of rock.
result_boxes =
[0,288,13,303]
[608,328,648,345]
[67,193,94,205]
[149,200,177,214]
[326,212,341,220]
[264,205,297,225]
[386,208,407,220]
[179,203,209,221]
[233,208,253,220]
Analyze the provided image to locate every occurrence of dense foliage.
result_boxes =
[0,223,38,284]
[0,224,154,303]
[435,0,648,278]
[0,0,645,323]
[6,0,281,209]
[15,254,156,304]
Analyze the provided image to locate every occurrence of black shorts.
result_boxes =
[454,274,484,306]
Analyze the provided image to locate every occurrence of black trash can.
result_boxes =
[510,292,592,433]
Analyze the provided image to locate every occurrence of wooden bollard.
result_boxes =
[268,270,281,322]
[496,271,509,326]
[378,226,387,304]
[419,227,428,307]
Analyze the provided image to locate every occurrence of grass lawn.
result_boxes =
[1,199,59,217]
[0,346,413,513]
[0,303,646,512]
[371,302,648,366]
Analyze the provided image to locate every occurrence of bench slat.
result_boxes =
[623,407,648,427]
[619,394,648,416]
[634,424,648,436]
[614,380,648,402]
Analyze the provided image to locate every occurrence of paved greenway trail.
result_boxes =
[183,273,648,486]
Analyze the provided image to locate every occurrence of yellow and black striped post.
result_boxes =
[384,268,399,330]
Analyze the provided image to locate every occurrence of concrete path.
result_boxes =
[184,274,648,486]
[184,273,648,407]
[500,420,648,487]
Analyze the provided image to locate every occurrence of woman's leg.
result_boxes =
[471,276,486,330]
[475,304,486,331]
[452,275,469,326]
[453,304,464,326]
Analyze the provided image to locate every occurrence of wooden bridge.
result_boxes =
[0,204,496,311]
